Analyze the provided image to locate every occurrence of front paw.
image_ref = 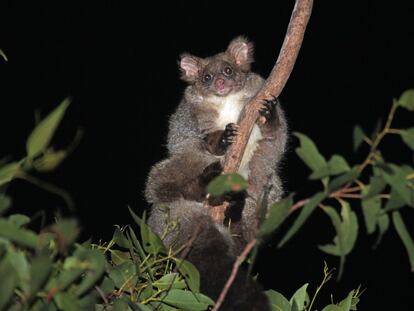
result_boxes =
[220,123,239,148]
[259,96,279,123]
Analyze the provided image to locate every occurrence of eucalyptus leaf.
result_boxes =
[400,128,414,150]
[8,214,30,227]
[26,98,71,158]
[257,195,293,238]
[207,173,248,196]
[321,305,343,311]
[0,258,17,310]
[338,290,354,311]
[392,212,414,271]
[398,89,414,111]
[0,219,38,248]
[153,273,186,290]
[162,289,214,311]
[29,254,53,297]
[353,125,365,151]
[75,249,106,297]
[278,192,326,248]
[375,214,390,247]
[265,290,291,311]
[129,207,165,254]
[0,162,20,186]
[290,283,309,311]
[318,202,358,279]
[364,176,386,200]
[294,132,327,172]
[0,195,11,214]
[361,195,381,235]
[379,164,413,207]
[174,259,200,293]
[328,168,360,192]
[54,292,82,311]
[310,155,350,180]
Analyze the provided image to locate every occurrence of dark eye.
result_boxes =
[224,66,233,76]
[203,73,212,82]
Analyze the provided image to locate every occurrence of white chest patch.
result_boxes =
[208,93,245,129]
[239,124,262,179]
[207,92,263,179]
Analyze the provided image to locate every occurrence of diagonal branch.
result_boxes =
[207,0,314,223]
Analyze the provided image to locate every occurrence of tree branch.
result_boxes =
[211,239,257,311]
[207,0,314,222]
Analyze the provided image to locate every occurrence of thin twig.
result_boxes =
[212,239,257,311]
[289,198,310,213]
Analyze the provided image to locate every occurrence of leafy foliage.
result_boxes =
[2,84,414,310]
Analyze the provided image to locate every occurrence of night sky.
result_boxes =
[1,1,414,309]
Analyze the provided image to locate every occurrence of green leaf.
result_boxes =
[174,259,200,293]
[51,219,80,250]
[257,195,293,238]
[290,283,309,311]
[392,212,414,271]
[362,195,381,234]
[162,289,214,311]
[75,249,106,297]
[338,290,354,311]
[400,128,414,150]
[0,162,20,186]
[321,305,343,311]
[26,98,71,158]
[278,192,326,248]
[112,299,129,311]
[54,292,81,311]
[310,155,350,180]
[383,188,406,212]
[108,261,137,290]
[32,149,67,172]
[328,155,351,175]
[318,202,358,279]
[110,250,131,266]
[30,254,53,296]
[8,214,31,227]
[265,290,292,311]
[353,125,365,151]
[135,303,153,311]
[153,273,186,290]
[398,89,414,111]
[112,226,130,249]
[0,219,38,248]
[364,176,386,200]
[328,168,360,192]
[379,164,413,207]
[129,207,166,255]
[0,195,11,214]
[207,173,248,196]
[0,258,17,310]
[294,133,327,172]
[375,214,390,246]
[0,49,8,62]
[7,249,30,293]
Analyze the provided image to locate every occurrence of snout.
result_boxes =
[215,78,226,90]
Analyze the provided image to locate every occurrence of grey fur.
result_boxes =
[144,36,288,310]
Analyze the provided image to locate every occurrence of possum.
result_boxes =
[145,36,288,310]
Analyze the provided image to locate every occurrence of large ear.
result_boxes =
[226,36,254,70]
[179,54,202,83]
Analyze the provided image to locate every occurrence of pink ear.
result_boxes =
[227,36,254,66]
[180,55,200,79]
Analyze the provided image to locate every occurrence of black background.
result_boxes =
[1,1,414,309]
